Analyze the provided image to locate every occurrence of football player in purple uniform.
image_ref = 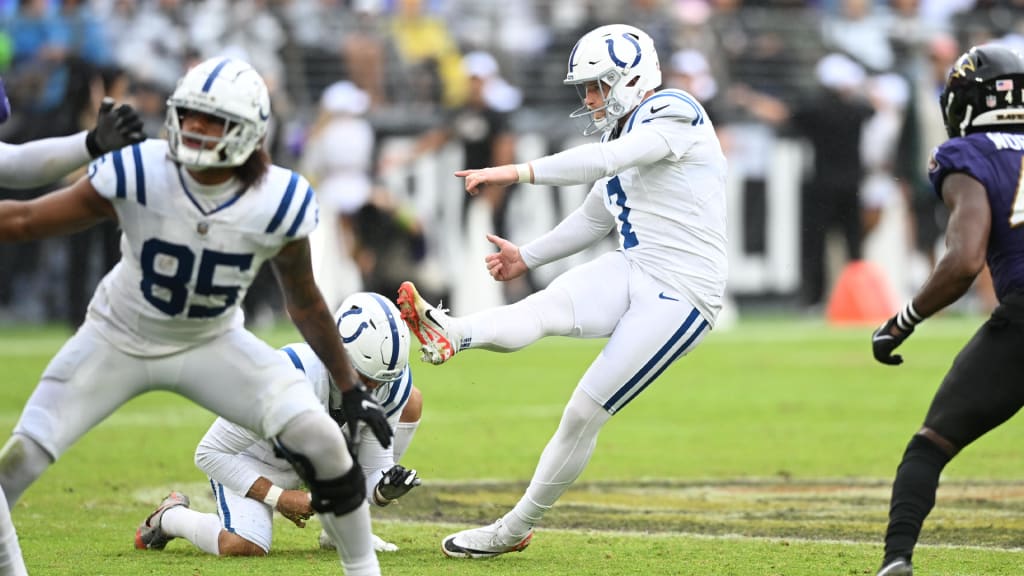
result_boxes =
[871,44,1024,576]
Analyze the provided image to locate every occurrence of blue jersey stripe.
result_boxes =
[626,91,705,133]
[112,149,126,198]
[282,346,306,373]
[202,59,231,92]
[385,375,412,419]
[369,293,400,371]
[611,318,709,413]
[266,172,299,233]
[603,307,702,412]
[131,144,146,205]
[285,185,314,237]
[211,479,235,533]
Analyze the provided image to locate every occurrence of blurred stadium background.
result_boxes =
[1,0,1023,328]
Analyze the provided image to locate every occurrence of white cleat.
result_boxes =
[441,518,534,559]
[876,557,913,576]
[134,491,190,551]
[396,281,462,365]
[319,530,399,553]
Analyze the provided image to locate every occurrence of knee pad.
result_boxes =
[0,434,52,505]
[309,463,367,516]
[272,440,366,516]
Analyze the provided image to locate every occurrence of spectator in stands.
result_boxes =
[737,53,876,309]
[387,0,466,110]
[300,80,374,309]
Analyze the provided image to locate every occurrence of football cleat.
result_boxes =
[876,557,913,576]
[441,518,534,559]
[134,491,190,551]
[396,281,461,365]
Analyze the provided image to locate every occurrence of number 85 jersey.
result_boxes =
[85,139,318,356]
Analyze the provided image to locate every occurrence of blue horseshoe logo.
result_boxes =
[605,33,641,69]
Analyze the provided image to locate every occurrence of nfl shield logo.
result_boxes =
[986,95,997,108]
[197,222,209,235]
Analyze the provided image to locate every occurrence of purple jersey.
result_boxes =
[929,132,1024,301]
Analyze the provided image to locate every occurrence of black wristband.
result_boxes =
[895,301,924,331]
[85,130,103,158]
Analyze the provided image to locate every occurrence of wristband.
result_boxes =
[372,485,393,507]
[895,301,924,331]
[263,485,283,509]
[514,163,532,184]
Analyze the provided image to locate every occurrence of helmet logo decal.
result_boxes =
[258,105,270,121]
[606,34,641,69]
[201,59,232,92]
[337,305,365,340]
[951,53,976,79]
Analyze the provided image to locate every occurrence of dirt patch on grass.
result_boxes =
[375,479,1024,548]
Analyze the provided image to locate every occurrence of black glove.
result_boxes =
[341,385,393,450]
[86,97,145,157]
[373,464,421,506]
[872,316,913,366]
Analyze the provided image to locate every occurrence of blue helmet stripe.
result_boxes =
[201,59,232,93]
[369,293,400,371]
[567,39,581,73]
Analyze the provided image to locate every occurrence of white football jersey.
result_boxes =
[599,89,728,322]
[198,342,412,494]
[85,140,319,355]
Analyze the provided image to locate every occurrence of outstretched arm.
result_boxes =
[0,175,114,242]
[0,97,145,190]
[270,239,392,447]
[872,172,989,365]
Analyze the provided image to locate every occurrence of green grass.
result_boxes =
[2,316,1023,575]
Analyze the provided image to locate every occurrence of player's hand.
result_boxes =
[485,234,528,281]
[0,76,10,125]
[86,97,145,157]
[872,316,913,366]
[276,489,314,528]
[341,385,393,450]
[373,464,421,506]
[455,165,516,195]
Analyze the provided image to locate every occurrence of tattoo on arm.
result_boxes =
[270,239,357,392]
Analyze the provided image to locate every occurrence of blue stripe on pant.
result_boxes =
[603,308,709,414]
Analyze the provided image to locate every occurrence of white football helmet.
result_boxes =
[165,57,270,168]
[336,292,410,383]
[564,24,662,135]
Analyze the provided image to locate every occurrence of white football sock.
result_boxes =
[278,412,379,575]
[459,287,575,352]
[0,434,53,506]
[0,486,26,576]
[392,420,420,464]
[504,388,610,537]
[161,506,222,555]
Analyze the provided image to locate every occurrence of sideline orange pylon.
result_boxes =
[825,260,899,325]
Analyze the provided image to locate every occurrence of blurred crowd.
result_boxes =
[1,0,1023,326]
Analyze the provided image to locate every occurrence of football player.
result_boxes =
[397,24,727,558]
[0,58,390,576]
[871,44,1024,576]
[135,292,422,557]
[0,75,145,576]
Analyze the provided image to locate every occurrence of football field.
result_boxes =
[2,316,1023,575]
